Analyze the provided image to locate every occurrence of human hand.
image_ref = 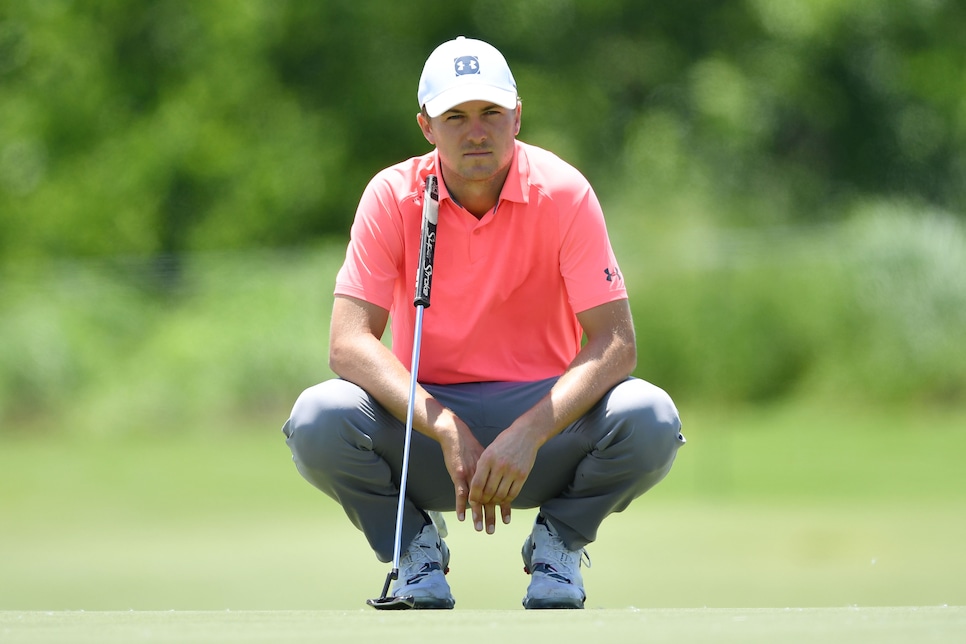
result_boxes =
[467,428,538,534]
[437,420,486,525]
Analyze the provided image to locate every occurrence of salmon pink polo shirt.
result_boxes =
[334,141,627,385]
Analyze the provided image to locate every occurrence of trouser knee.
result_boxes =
[604,379,684,482]
[282,379,376,487]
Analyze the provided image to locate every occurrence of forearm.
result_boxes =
[330,335,459,443]
[329,297,482,519]
[514,334,636,445]
[507,299,637,445]
[328,295,463,444]
[466,306,636,533]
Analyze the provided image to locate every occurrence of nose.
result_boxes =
[467,117,487,144]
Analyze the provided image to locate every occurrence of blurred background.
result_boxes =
[1,0,964,611]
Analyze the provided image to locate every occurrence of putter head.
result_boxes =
[366,595,416,610]
[367,569,415,610]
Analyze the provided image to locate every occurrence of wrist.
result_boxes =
[505,415,555,450]
[427,404,466,444]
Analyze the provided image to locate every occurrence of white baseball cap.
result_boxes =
[417,36,518,118]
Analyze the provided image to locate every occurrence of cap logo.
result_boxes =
[454,56,480,76]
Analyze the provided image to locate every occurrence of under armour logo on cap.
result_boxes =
[454,56,480,76]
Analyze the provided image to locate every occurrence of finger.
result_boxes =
[506,477,524,503]
[470,500,483,532]
[501,501,512,525]
[455,481,468,522]
[469,463,492,506]
[493,475,515,504]
[484,502,497,535]
[480,468,507,505]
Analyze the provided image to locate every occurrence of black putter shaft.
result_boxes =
[368,174,439,609]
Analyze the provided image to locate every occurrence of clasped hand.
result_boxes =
[446,426,538,535]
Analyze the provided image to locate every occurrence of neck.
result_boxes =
[442,166,510,220]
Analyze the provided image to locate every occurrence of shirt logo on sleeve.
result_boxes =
[604,267,623,285]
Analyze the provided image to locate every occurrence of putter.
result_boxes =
[367,174,439,610]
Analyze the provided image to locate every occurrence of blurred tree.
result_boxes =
[1,0,963,265]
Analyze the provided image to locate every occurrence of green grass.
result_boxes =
[1,402,964,640]
[2,607,964,644]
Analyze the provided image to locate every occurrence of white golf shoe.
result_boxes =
[521,515,591,609]
[391,520,455,609]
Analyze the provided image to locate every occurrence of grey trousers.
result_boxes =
[282,376,684,563]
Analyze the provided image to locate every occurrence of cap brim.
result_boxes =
[424,85,518,118]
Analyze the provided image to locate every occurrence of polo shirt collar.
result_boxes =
[499,141,530,205]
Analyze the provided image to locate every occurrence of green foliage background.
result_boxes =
[1,1,965,621]
[2,0,966,433]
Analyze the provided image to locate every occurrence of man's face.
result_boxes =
[418,100,522,187]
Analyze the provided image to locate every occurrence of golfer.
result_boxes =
[283,36,685,609]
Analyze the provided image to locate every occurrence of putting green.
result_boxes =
[2,404,963,625]
[2,607,962,643]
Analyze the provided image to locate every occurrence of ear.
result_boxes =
[417,112,436,146]
[513,102,522,136]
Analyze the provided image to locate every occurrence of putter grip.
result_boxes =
[414,175,439,308]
